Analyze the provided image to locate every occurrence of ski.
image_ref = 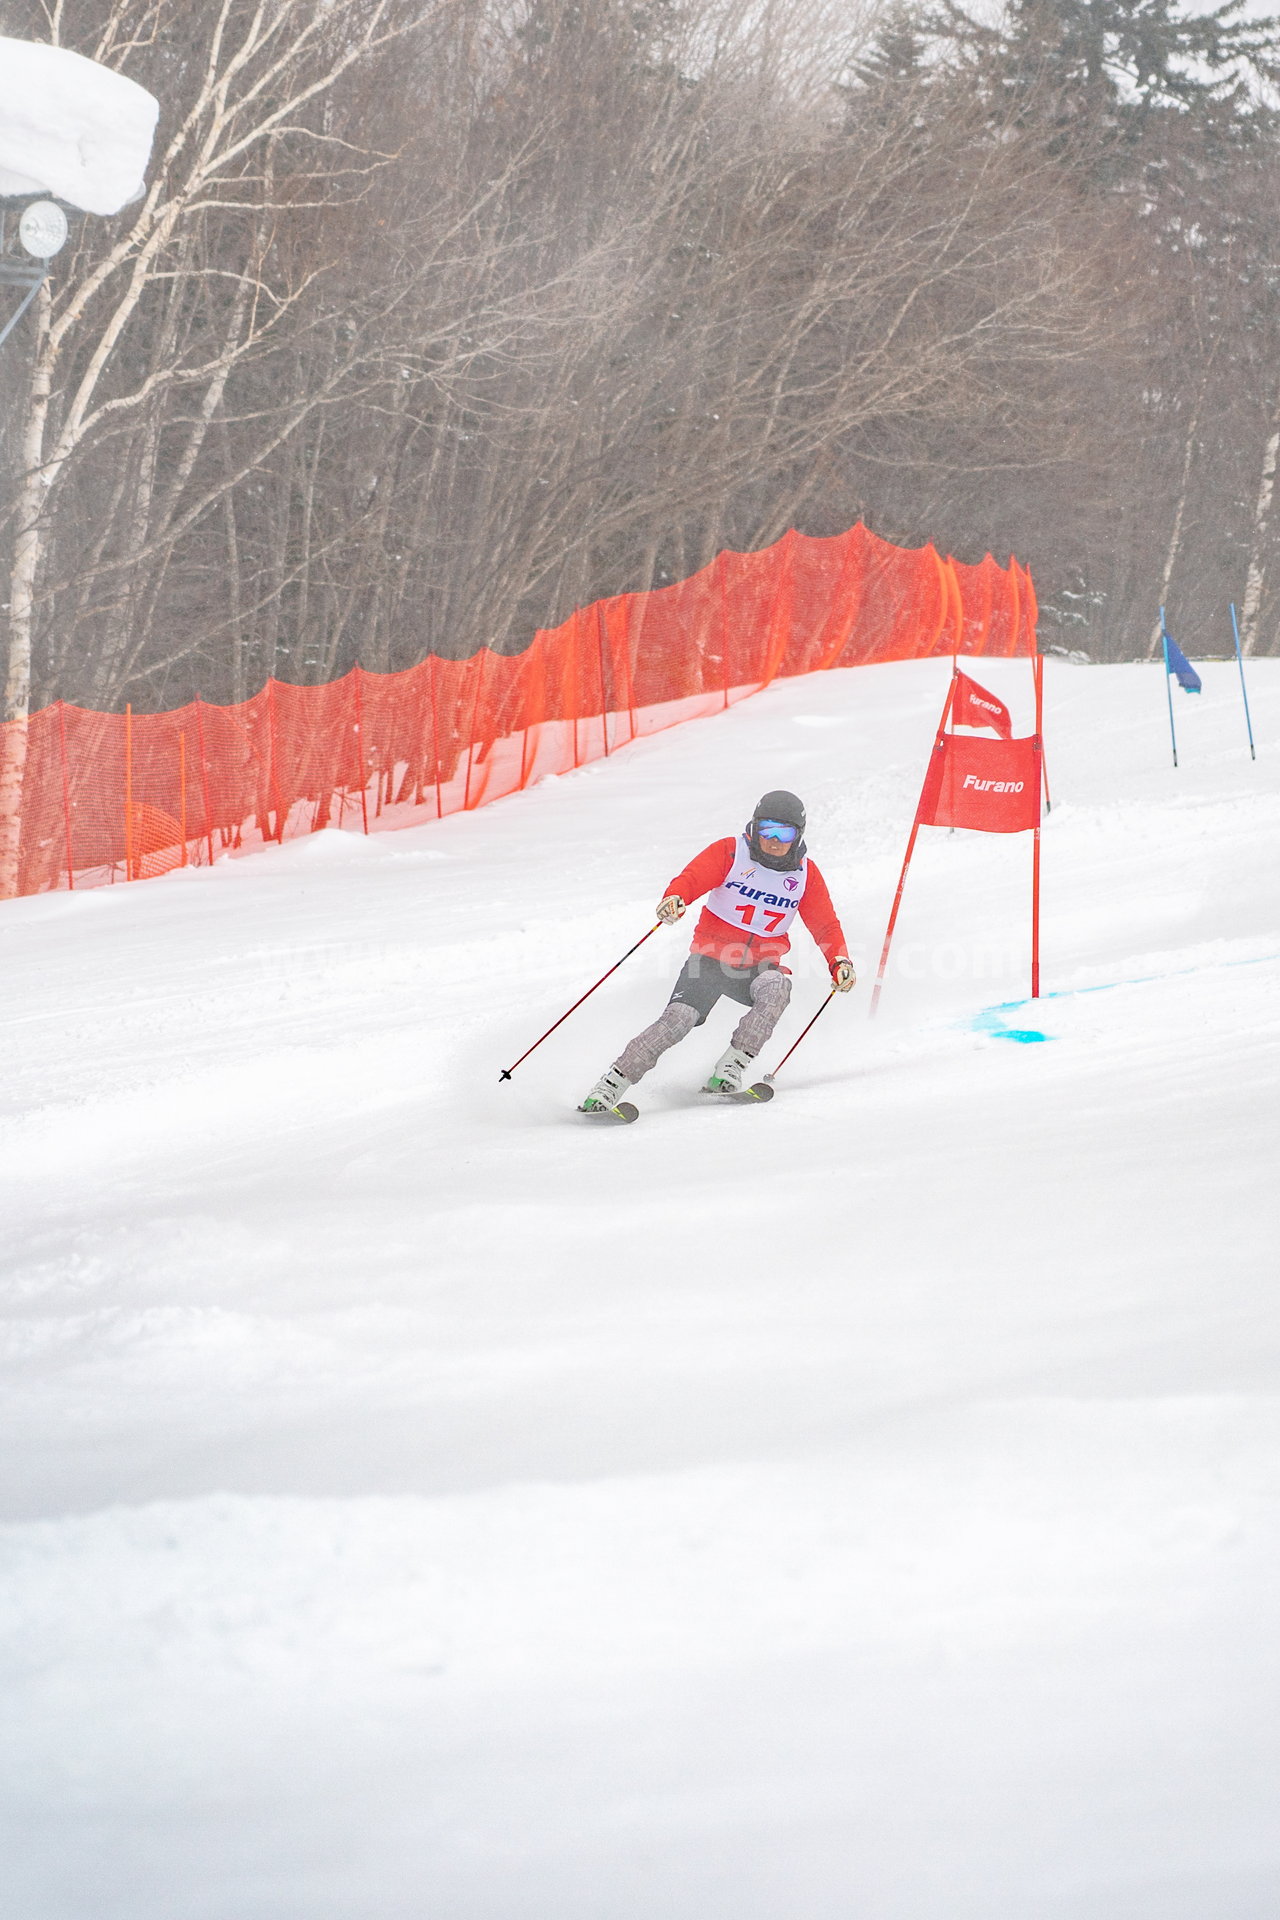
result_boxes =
[580,1099,640,1124]
[704,1080,775,1104]
[731,1080,775,1103]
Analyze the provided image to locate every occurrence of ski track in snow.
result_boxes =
[1,658,1278,1919]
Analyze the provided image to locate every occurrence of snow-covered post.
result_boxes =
[0,37,158,897]
[1,260,55,899]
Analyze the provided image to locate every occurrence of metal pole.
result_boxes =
[0,267,46,351]
[763,989,837,1083]
[499,923,664,1081]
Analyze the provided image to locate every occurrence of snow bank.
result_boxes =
[0,39,157,216]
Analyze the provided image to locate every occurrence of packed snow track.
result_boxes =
[2,658,1278,1920]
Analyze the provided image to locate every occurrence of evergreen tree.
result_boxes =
[936,0,1280,139]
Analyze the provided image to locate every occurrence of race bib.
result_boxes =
[705,836,807,940]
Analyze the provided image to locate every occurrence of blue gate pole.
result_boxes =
[1228,603,1257,762]
[1160,607,1178,768]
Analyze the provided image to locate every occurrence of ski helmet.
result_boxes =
[747,789,807,871]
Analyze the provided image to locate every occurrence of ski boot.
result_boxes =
[703,1045,754,1095]
[579,1064,637,1120]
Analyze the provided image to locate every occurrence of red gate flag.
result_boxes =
[951,670,1012,738]
[916,732,1040,833]
[871,655,1046,1014]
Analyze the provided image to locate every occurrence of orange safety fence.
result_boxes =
[1,521,1036,899]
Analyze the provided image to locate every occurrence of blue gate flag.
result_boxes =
[1164,632,1202,694]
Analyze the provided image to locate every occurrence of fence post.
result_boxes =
[266,677,286,840]
[124,702,134,881]
[570,623,581,769]
[353,668,370,833]
[179,730,188,865]
[56,700,75,890]
[428,653,444,817]
[619,595,638,743]
[518,647,534,791]
[463,647,489,810]
[596,602,612,755]
[194,696,215,866]
[762,529,795,688]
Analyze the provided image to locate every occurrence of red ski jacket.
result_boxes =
[665,838,849,972]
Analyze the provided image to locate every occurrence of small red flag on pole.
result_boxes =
[951,670,1012,738]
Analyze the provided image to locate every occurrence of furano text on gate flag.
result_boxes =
[951,670,1012,738]
[916,733,1040,833]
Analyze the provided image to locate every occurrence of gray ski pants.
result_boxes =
[615,959,791,1083]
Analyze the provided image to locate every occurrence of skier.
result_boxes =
[581,790,855,1114]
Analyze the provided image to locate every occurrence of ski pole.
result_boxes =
[763,987,837,1084]
[499,924,663,1081]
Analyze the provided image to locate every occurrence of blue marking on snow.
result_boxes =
[987,946,1280,1018]
[968,948,1280,1043]
[972,1007,1050,1044]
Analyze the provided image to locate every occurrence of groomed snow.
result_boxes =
[1,657,1277,1919]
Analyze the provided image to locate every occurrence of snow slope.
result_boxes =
[1,657,1278,1920]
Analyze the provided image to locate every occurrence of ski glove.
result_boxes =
[657,894,686,923]
[831,957,856,993]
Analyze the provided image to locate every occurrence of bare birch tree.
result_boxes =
[0,0,433,894]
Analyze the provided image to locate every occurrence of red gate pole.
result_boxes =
[56,700,75,890]
[869,677,956,1018]
[194,696,215,866]
[1031,653,1044,1000]
[1037,650,1053,812]
[869,817,923,1020]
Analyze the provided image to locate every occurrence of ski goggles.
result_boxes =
[755,819,799,843]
